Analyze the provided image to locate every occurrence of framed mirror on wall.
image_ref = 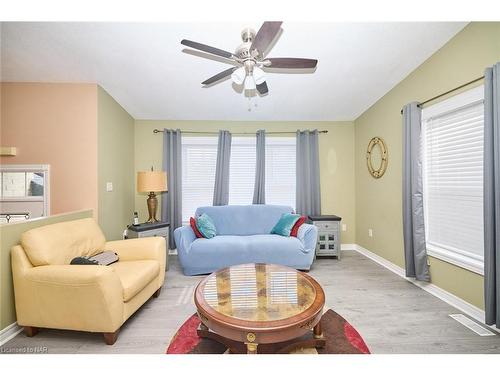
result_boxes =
[0,164,50,223]
[366,137,388,179]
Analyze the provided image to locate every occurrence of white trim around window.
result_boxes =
[427,244,484,276]
[422,85,484,275]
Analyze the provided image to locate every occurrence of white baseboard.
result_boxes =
[353,244,500,334]
[341,244,356,251]
[0,322,22,347]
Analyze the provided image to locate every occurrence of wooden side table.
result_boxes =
[126,222,170,270]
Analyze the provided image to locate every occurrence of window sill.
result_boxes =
[427,244,484,275]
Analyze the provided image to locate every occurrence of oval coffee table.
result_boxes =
[194,263,325,354]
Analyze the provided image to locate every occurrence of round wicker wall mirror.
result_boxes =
[366,137,388,179]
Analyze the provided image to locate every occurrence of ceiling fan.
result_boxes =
[181,21,318,95]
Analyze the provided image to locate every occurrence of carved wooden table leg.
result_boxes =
[313,321,323,339]
[246,342,258,354]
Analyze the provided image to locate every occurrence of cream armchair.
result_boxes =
[11,218,166,345]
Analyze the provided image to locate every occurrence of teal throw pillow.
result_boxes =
[195,213,217,239]
[271,213,301,237]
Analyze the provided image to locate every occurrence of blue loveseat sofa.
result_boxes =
[174,205,318,275]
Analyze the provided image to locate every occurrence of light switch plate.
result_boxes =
[342,224,347,232]
[106,182,113,192]
[368,229,373,237]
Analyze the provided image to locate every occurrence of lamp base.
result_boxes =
[146,192,159,223]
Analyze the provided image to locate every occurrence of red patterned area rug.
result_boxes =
[166,309,370,354]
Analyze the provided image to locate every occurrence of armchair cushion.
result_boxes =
[21,218,106,266]
[110,260,159,302]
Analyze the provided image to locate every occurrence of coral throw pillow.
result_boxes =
[190,217,204,238]
[290,216,307,237]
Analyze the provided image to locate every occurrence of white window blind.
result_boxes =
[266,137,296,208]
[181,135,297,222]
[181,137,217,222]
[422,85,484,274]
[228,137,256,205]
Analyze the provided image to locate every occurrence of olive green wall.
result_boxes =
[0,210,93,331]
[97,87,135,240]
[134,120,356,244]
[354,22,500,309]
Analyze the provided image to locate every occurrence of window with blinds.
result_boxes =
[422,85,484,274]
[181,135,297,222]
[265,137,296,208]
[181,137,218,222]
[228,137,257,205]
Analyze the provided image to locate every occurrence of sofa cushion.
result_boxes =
[21,218,106,266]
[195,205,294,235]
[188,234,306,266]
[110,260,160,302]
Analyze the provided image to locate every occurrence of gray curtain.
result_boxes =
[296,130,321,216]
[253,129,266,204]
[213,130,232,206]
[162,129,182,249]
[402,103,430,282]
[484,62,500,328]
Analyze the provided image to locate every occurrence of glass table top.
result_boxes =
[200,264,317,322]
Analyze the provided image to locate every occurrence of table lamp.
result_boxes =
[137,168,167,223]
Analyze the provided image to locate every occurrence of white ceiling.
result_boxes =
[1,22,467,121]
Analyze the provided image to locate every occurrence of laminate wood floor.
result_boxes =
[2,251,500,354]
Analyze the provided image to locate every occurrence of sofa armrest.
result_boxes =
[12,257,124,332]
[297,223,318,253]
[174,225,197,260]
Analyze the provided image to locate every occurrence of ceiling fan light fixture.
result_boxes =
[181,21,318,98]
[244,75,256,91]
[231,67,246,85]
[253,66,266,85]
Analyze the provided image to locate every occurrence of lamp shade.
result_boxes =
[137,171,167,192]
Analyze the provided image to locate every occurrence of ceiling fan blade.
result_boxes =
[251,21,283,57]
[181,39,234,60]
[256,81,269,95]
[266,58,318,69]
[202,67,237,85]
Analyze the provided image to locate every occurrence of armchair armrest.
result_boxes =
[105,237,166,289]
[297,223,318,254]
[26,264,120,285]
[105,237,166,267]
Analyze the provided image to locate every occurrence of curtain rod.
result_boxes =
[153,129,328,135]
[400,75,484,115]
